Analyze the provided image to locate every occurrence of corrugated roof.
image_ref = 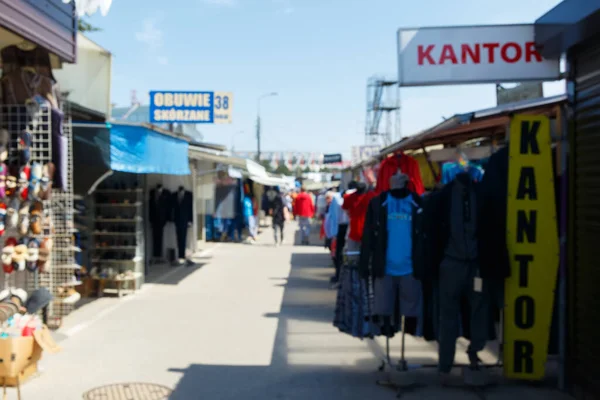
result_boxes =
[382,94,566,155]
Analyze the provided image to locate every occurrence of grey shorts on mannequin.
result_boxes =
[373,274,422,317]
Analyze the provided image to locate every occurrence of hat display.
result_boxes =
[0,130,8,162]
[25,288,52,314]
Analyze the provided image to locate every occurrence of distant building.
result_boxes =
[234,151,350,172]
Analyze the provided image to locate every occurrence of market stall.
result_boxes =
[335,22,567,395]
[71,122,191,295]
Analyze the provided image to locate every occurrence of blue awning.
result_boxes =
[109,123,190,175]
[73,122,190,195]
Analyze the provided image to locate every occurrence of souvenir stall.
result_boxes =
[335,94,566,396]
[71,122,191,296]
[0,7,81,329]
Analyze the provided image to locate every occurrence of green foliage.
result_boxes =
[274,165,291,175]
[78,19,101,32]
[259,160,273,172]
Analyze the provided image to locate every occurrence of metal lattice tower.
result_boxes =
[365,76,401,147]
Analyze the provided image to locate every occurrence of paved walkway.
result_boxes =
[21,222,571,399]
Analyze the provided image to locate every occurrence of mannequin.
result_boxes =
[149,184,171,262]
[435,168,490,377]
[172,186,193,265]
[369,171,422,334]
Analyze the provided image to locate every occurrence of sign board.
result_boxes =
[351,145,380,164]
[323,154,342,164]
[504,114,559,380]
[497,82,544,106]
[149,91,233,124]
[397,25,561,87]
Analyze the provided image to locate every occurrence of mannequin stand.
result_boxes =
[376,317,423,398]
[374,313,504,398]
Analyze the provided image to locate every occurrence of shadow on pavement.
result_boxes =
[165,230,568,400]
[166,247,398,399]
[146,263,207,286]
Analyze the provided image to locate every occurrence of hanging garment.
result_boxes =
[376,153,425,195]
[51,106,67,191]
[441,162,484,185]
[0,45,56,81]
[478,147,511,280]
[0,70,57,106]
[324,193,345,239]
[172,190,193,259]
[438,258,490,373]
[385,195,415,276]
[333,261,379,339]
[436,175,489,372]
[359,191,422,279]
[333,223,348,281]
[149,188,172,258]
[372,274,422,318]
[342,190,377,242]
[413,153,440,189]
[214,183,237,220]
[359,191,424,337]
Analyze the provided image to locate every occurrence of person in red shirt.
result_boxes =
[294,186,315,245]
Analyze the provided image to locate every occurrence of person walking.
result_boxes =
[243,192,257,243]
[294,186,315,245]
[271,188,287,246]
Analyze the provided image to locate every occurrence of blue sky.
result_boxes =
[86,0,563,156]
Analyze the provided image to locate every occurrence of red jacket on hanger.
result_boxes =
[376,152,425,195]
[343,190,377,242]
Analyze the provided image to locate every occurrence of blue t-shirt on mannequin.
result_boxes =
[386,195,414,276]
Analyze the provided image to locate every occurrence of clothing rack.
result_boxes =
[341,250,505,398]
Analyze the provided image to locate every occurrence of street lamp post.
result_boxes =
[256,92,278,161]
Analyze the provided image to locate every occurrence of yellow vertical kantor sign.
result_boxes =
[504,114,559,380]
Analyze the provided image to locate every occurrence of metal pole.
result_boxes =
[256,114,261,162]
[256,92,278,162]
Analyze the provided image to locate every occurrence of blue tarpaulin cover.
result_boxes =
[109,124,190,175]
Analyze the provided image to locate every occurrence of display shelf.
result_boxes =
[95,202,142,207]
[94,218,142,223]
[92,176,145,291]
[54,264,82,270]
[94,246,137,250]
[60,292,82,304]
[95,189,143,194]
[93,232,137,236]
[91,257,142,263]
[58,280,83,287]
[54,246,82,252]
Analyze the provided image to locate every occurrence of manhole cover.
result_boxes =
[83,383,172,400]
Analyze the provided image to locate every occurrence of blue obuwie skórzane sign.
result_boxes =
[149,91,233,124]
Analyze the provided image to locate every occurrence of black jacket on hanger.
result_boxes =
[428,177,492,278]
[172,190,193,226]
[149,188,172,227]
[479,147,511,281]
[424,176,497,342]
